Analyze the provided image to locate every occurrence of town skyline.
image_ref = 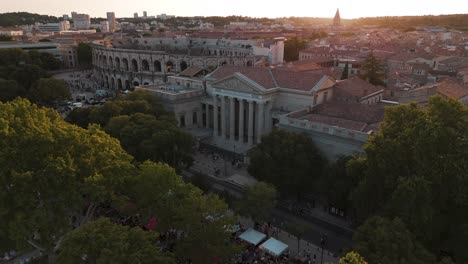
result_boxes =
[1,0,467,19]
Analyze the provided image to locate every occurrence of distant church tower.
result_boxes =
[333,8,342,27]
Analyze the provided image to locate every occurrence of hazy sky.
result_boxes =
[1,0,467,19]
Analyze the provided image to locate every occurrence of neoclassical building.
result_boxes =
[136,66,386,159]
[92,37,284,90]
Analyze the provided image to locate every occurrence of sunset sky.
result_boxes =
[1,0,467,19]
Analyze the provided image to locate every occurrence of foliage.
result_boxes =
[341,63,349,80]
[248,129,326,199]
[353,216,436,264]
[349,97,468,261]
[284,37,307,62]
[77,43,93,66]
[29,78,70,105]
[125,162,240,264]
[0,79,24,102]
[234,181,277,223]
[0,35,13,41]
[319,156,356,211]
[0,98,134,252]
[65,107,92,128]
[339,251,368,264]
[56,218,175,264]
[0,12,58,27]
[360,52,385,86]
[353,14,468,31]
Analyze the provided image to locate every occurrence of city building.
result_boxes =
[0,29,23,36]
[37,22,69,32]
[59,44,78,68]
[143,11,147,19]
[72,13,91,30]
[333,8,342,27]
[106,12,117,32]
[63,14,70,20]
[134,12,138,19]
[100,21,110,33]
[0,42,62,61]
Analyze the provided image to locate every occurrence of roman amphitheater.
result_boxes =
[92,37,284,90]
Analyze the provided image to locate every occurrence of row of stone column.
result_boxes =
[212,94,267,146]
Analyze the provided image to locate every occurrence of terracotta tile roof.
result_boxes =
[334,77,384,99]
[434,78,468,99]
[179,65,206,77]
[208,65,327,91]
[209,66,276,88]
[271,69,325,91]
[312,101,385,124]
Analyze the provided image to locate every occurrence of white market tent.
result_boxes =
[238,228,267,246]
[259,237,289,257]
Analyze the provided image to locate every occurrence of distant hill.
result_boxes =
[352,14,468,31]
[0,12,59,27]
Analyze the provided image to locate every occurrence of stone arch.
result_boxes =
[109,56,113,67]
[246,60,253,67]
[131,59,138,72]
[166,61,174,72]
[122,58,129,71]
[102,55,107,65]
[142,59,150,71]
[143,82,149,85]
[125,80,130,90]
[104,75,109,88]
[110,77,115,89]
[133,81,140,87]
[117,79,122,90]
[154,60,162,72]
[115,57,121,70]
[220,60,227,66]
[180,60,188,71]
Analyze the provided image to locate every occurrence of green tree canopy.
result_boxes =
[349,97,468,261]
[248,129,326,199]
[339,251,368,264]
[56,218,175,264]
[0,98,134,253]
[0,78,24,102]
[234,181,277,223]
[29,78,70,105]
[124,162,240,264]
[353,216,436,264]
[360,52,385,86]
[77,43,93,66]
[284,37,307,62]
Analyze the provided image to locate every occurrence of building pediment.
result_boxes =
[211,74,266,94]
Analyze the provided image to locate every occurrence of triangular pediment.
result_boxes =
[211,75,265,94]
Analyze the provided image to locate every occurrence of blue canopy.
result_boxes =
[259,237,288,257]
[238,228,266,246]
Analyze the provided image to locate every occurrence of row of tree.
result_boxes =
[0,98,239,263]
[0,48,69,104]
[66,91,194,171]
[247,97,467,263]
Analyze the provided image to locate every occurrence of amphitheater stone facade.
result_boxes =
[92,37,267,90]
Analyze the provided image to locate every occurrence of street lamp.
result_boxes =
[320,233,327,264]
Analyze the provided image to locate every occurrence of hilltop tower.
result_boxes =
[333,8,342,27]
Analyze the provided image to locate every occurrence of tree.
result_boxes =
[234,181,277,223]
[0,79,24,102]
[0,35,13,41]
[339,251,368,264]
[126,162,240,264]
[341,62,349,80]
[360,52,385,86]
[38,52,62,70]
[284,37,307,62]
[56,218,175,264]
[65,107,93,128]
[0,98,135,256]
[77,43,93,66]
[353,216,436,264]
[248,129,326,199]
[29,78,70,105]
[12,64,48,90]
[349,97,468,261]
